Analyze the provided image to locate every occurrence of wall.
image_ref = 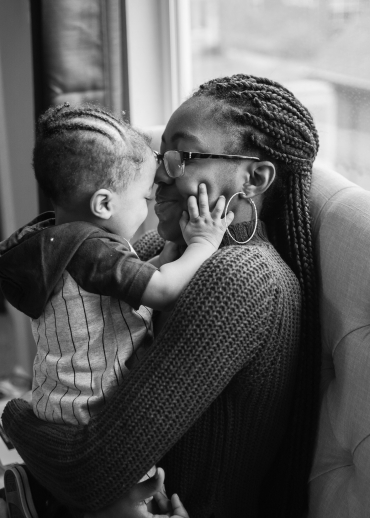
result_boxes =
[126,0,192,127]
[0,0,38,373]
[126,0,192,238]
[335,85,370,189]
[0,1,37,229]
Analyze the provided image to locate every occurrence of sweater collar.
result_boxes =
[220,220,270,248]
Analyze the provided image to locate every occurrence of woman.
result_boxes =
[3,74,321,518]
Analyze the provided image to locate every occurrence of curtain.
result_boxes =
[29,0,130,213]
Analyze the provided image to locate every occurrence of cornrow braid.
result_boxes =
[194,74,321,517]
[33,103,151,206]
[39,104,131,142]
[43,120,119,143]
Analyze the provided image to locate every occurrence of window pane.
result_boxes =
[190,0,370,189]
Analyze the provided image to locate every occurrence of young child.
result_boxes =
[0,104,233,515]
[0,103,233,426]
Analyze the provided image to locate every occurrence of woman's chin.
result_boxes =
[157,219,183,243]
[155,201,183,242]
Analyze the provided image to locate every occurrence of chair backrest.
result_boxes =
[308,164,370,517]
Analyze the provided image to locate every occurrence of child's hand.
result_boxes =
[179,183,234,250]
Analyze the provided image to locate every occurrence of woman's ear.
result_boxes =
[90,189,114,220]
[242,161,276,197]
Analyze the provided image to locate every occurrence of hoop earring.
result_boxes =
[225,192,258,245]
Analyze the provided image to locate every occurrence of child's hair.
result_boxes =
[33,103,151,207]
[193,74,321,517]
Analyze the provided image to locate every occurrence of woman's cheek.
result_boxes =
[177,177,222,212]
[174,175,199,200]
[157,215,183,242]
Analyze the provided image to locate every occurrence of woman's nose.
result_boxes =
[154,162,174,185]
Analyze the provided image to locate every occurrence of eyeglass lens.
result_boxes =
[164,151,184,178]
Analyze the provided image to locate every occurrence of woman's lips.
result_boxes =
[154,199,180,217]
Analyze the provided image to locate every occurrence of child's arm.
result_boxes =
[147,241,180,269]
[141,183,233,311]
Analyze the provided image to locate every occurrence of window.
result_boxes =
[329,0,361,14]
[190,0,370,189]
[329,0,362,28]
[282,0,317,6]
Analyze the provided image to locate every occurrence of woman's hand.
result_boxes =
[85,468,189,518]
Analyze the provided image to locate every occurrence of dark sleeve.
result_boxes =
[66,236,157,310]
[3,246,300,512]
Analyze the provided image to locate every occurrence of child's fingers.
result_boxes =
[187,195,199,220]
[179,210,189,233]
[171,494,190,518]
[153,490,172,513]
[127,467,165,504]
[211,195,226,219]
[224,210,234,227]
[197,183,209,217]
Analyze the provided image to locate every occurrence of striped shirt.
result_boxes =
[32,270,153,425]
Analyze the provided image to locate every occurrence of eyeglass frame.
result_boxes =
[153,150,260,178]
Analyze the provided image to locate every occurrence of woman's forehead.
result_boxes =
[162,97,227,151]
[171,96,218,125]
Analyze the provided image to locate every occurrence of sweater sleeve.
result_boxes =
[2,245,298,512]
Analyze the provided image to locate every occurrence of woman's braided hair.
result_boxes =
[193,74,321,516]
[33,103,150,206]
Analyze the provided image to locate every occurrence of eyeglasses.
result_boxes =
[153,150,260,178]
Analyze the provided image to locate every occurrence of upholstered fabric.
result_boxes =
[308,165,370,517]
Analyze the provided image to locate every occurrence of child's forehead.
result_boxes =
[137,149,156,180]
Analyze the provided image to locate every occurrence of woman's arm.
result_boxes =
[3,246,294,512]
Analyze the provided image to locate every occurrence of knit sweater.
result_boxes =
[3,221,301,518]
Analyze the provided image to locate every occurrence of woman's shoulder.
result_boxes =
[212,242,296,277]
[200,243,301,300]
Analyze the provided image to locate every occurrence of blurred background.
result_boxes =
[0,0,369,387]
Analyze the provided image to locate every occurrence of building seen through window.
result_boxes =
[190,0,370,189]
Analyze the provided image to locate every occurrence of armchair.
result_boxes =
[309,165,370,517]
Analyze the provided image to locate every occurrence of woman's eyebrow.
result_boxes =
[162,131,203,145]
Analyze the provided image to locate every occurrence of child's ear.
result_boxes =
[90,189,114,220]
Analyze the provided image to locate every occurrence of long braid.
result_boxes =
[194,74,321,516]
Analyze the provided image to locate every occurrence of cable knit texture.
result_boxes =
[3,222,301,518]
